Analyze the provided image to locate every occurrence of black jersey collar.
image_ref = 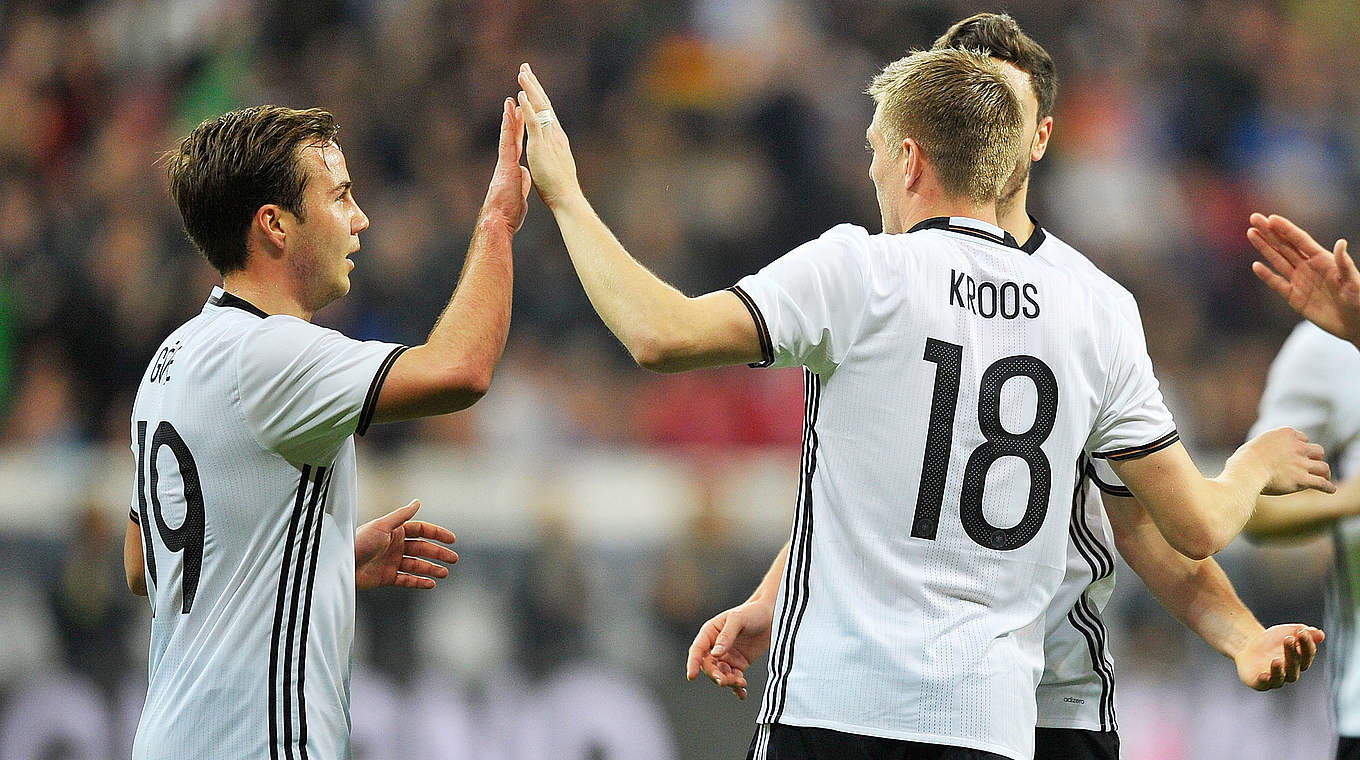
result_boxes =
[1020,214,1047,254]
[907,216,1022,250]
[207,287,269,318]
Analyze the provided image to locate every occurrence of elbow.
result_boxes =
[629,331,691,374]
[440,364,493,410]
[1170,526,1232,561]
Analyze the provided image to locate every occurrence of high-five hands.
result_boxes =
[355,499,459,590]
[1249,213,1360,346]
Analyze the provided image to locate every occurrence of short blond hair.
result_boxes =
[867,48,1023,205]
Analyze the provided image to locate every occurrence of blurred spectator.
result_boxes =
[46,503,134,695]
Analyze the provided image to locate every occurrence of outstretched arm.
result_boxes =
[516,63,764,372]
[1245,477,1360,541]
[1248,213,1360,347]
[355,500,459,590]
[1111,429,1332,560]
[685,541,788,700]
[371,98,530,424]
[1106,493,1323,690]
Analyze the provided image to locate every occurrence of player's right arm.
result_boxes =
[516,63,766,373]
[369,97,531,424]
[124,519,147,596]
[1110,432,1330,560]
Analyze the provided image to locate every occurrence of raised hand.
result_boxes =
[685,599,776,700]
[516,63,582,210]
[355,499,459,590]
[1248,213,1360,345]
[482,96,531,232]
[1235,624,1325,691]
[1230,427,1333,496]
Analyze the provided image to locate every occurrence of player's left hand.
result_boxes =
[355,499,459,590]
[517,62,582,211]
[1234,623,1324,691]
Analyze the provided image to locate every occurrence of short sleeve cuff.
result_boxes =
[1086,458,1133,497]
[129,508,140,524]
[727,285,774,368]
[356,345,411,436]
[1090,429,1180,462]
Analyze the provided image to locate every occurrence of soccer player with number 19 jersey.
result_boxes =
[125,100,530,759]
[516,43,1332,760]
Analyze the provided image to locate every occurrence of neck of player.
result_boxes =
[221,271,315,322]
[996,181,1035,247]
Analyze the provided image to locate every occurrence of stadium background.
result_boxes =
[0,0,1354,757]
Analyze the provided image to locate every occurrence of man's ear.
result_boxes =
[1031,116,1054,162]
[901,137,921,191]
[252,204,290,253]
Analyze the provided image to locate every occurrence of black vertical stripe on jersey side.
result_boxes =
[136,420,159,592]
[771,371,821,723]
[356,346,410,437]
[757,372,811,723]
[1064,458,1115,731]
[1331,526,1354,712]
[1070,463,1114,580]
[295,468,333,760]
[758,371,816,724]
[283,466,328,759]
[270,465,312,760]
[1072,594,1117,730]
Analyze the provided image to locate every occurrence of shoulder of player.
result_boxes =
[1273,319,1359,374]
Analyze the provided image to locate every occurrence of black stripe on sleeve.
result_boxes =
[727,285,774,368]
[1090,430,1180,462]
[356,345,410,437]
[270,465,312,760]
[1086,463,1134,497]
[129,507,139,524]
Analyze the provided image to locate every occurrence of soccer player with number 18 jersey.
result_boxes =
[516,46,1331,760]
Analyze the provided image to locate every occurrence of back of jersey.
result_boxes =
[734,218,1174,760]
[130,289,403,760]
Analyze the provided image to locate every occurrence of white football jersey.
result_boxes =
[734,218,1176,760]
[1251,321,1360,738]
[1030,226,1134,733]
[129,287,405,760]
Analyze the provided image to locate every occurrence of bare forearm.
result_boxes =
[550,193,696,368]
[748,541,790,606]
[1247,487,1360,540]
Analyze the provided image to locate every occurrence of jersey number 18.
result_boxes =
[912,337,1058,550]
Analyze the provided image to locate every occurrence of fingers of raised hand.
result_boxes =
[1268,214,1327,257]
[1247,228,1296,277]
[405,537,458,564]
[403,521,456,545]
[400,555,450,579]
[393,573,437,590]
[517,63,553,113]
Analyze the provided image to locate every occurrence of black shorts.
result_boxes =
[1338,736,1360,760]
[1033,727,1119,760]
[746,723,1010,760]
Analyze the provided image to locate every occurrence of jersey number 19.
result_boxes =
[135,420,205,614]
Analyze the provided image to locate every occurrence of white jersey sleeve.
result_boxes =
[237,317,406,465]
[1249,321,1356,446]
[732,224,874,375]
[1086,298,1178,460]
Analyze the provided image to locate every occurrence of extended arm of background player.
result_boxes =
[1106,493,1323,691]
[1244,476,1360,541]
[369,99,529,424]
[516,63,765,373]
[1248,212,1360,348]
[1110,430,1331,560]
[124,520,147,596]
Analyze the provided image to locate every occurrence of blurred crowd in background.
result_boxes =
[2,0,1358,758]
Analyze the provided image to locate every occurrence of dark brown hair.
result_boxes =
[933,13,1057,121]
[164,106,340,274]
